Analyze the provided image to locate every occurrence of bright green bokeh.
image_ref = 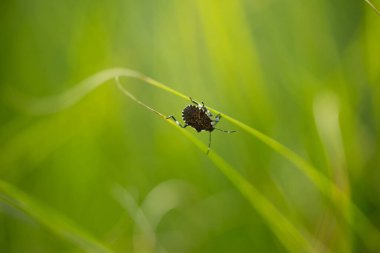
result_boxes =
[1,1,380,252]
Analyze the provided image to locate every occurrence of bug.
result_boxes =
[166,97,236,154]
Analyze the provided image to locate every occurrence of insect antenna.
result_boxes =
[207,131,212,155]
[215,128,236,134]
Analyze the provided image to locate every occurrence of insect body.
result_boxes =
[167,97,236,154]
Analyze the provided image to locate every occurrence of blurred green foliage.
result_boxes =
[1,0,380,252]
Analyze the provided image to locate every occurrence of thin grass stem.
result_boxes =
[115,77,317,253]
[11,67,380,251]
[364,0,380,16]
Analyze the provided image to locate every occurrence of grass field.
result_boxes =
[1,1,380,252]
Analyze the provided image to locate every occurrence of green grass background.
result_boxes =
[1,0,380,252]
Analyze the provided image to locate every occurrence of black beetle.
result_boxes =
[167,97,236,154]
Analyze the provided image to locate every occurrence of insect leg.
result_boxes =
[189,97,205,109]
[215,128,236,133]
[213,114,221,125]
[212,114,236,133]
[189,97,199,105]
[206,131,212,155]
[166,115,188,128]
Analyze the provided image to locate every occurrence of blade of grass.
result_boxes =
[123,70,380,251]
[114,78,318,253]
[0,180,114,253]
[11,73,318,252]
[116,73,379,252]
[9,67,380,250]
[177,126,317,253]
[364,0,380,16]
[212,104,380,252]
[2,68,187,115]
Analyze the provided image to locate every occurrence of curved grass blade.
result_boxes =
[176,127,317,253]
[4,68,187,115]
[121,70,380,251]
[0,180,114,253]
[364,0,380,16]
[9,67,380,250]
[114,78,317,253]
